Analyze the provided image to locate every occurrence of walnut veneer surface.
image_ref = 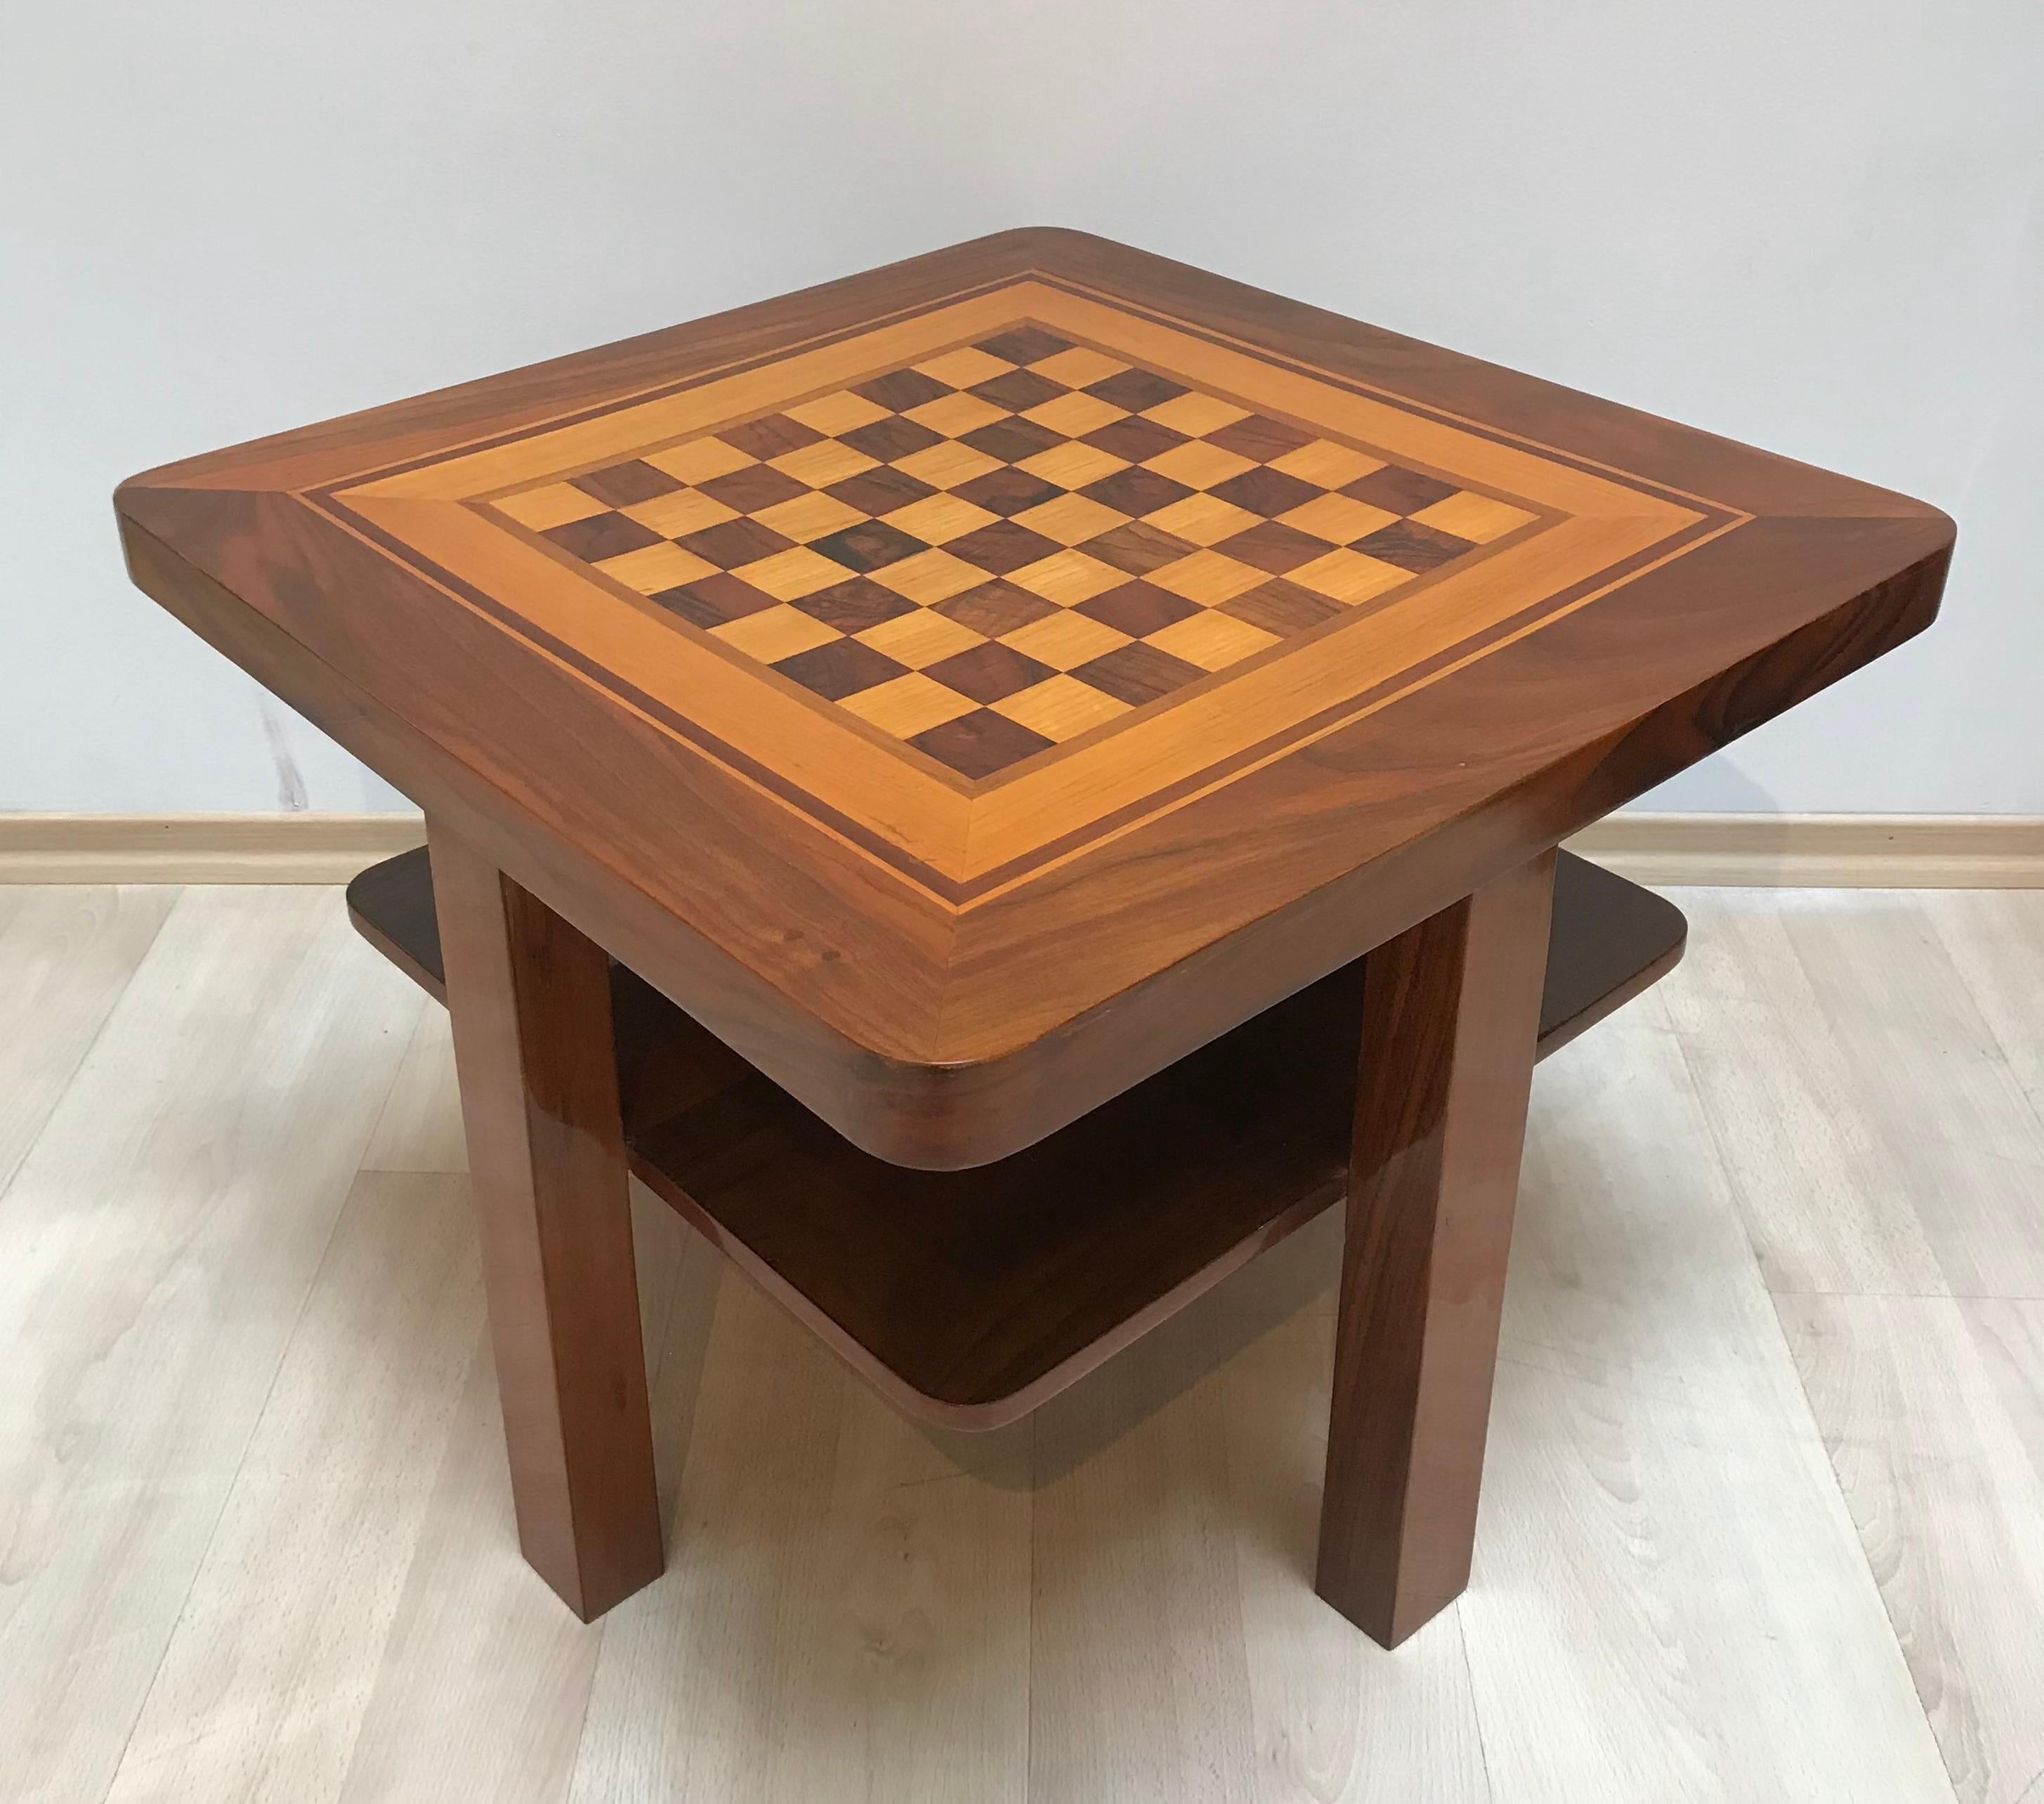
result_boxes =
[116,228,1951,1166]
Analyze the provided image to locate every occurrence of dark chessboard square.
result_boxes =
[571,459,682,507]
[1085,368,1188,412]
[952,466,1065,518]
[910,708,1056,780]
[772,637,908,701]
[841,416,945,463]
[1351,520,1476,573]
[1342,465,1460,515]
[1080,521,1198,576]
[676,516,797,570]
[543,511,663,563]
[922,641,1056,705]
[1077,580,1200,638]
[1209,465,1323,518]
[791,576,918,634]
[945,519,1063,577]
[960,417,1064,464]
[825,464,936,516]
[719,414,823,460]
[970,367,1066,412]
[854,367,953,412]
[1082,416,1188,463]
[1204,414,1314,462]
[698,462,811,514]
[1219,577,1342,638]
[975,325,1071,366]
[1070,641,1207,707]
[933,578,1059,639]
[1214,519,1336,575]
[811,519,929,573]
[650,572,780,628]
[1080,466,1195,519]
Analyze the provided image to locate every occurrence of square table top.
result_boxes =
[117,228,1952,1167]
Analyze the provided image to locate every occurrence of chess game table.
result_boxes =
[116,230,1951,1647]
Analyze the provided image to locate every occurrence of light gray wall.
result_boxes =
[6,0,2038,815]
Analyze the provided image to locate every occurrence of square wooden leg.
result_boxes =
[1316,851,1556,1647]
[429,824,664,1621]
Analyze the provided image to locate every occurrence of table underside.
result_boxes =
[348,847,1682,1428]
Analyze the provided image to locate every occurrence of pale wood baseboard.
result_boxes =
[0,813,428,884]
[1565,814,2044,889]
[0,811,2039,888]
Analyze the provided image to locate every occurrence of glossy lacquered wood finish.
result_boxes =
[348,844,1680,1427]
[1540,848,1687,1054]
[428,829,662,1619]
[117,228,1951,1168]
[1318,852,1556,1646]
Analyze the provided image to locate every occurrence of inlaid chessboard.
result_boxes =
[490,325,1535,779]
[312,273,1755,902]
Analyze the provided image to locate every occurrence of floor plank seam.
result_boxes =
[0,885,181,1204]
[1658,991,1799,1311]
[1967,1007,2044,1182]
[1765,1289,2044,1302]
[103,1182,358,1800]
[1455,1604,1500,1803]
[1760,1286,1963,1804]
[561,1624,608,1804]
[1662,961,1967,1798]
[9,884,2039,1801]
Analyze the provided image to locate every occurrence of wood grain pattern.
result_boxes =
[429,828,663,1618]
[574,1278,1032,1803]
[1669,891,2044,1300]
[0,891,421,1804]
[1931,887,2044,1142]
[359,999,468,1173]
[115,228,1952,1167]
[103,1171,484,1804]
[1028,1306,1259,1801]
[1779,1295,2044,1804]
[1468,983,1958,1804]
[1316,853,1554,1647]
[7,884,2027,1800]
[348,844,1682,1426]
[0,886,173,1191]
[336,1185,700,1804]
[1214,1233,1495,1800]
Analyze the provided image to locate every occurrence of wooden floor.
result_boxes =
[1,885,2040,1803]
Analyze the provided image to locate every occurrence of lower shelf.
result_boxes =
[348,847,1684,1427]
